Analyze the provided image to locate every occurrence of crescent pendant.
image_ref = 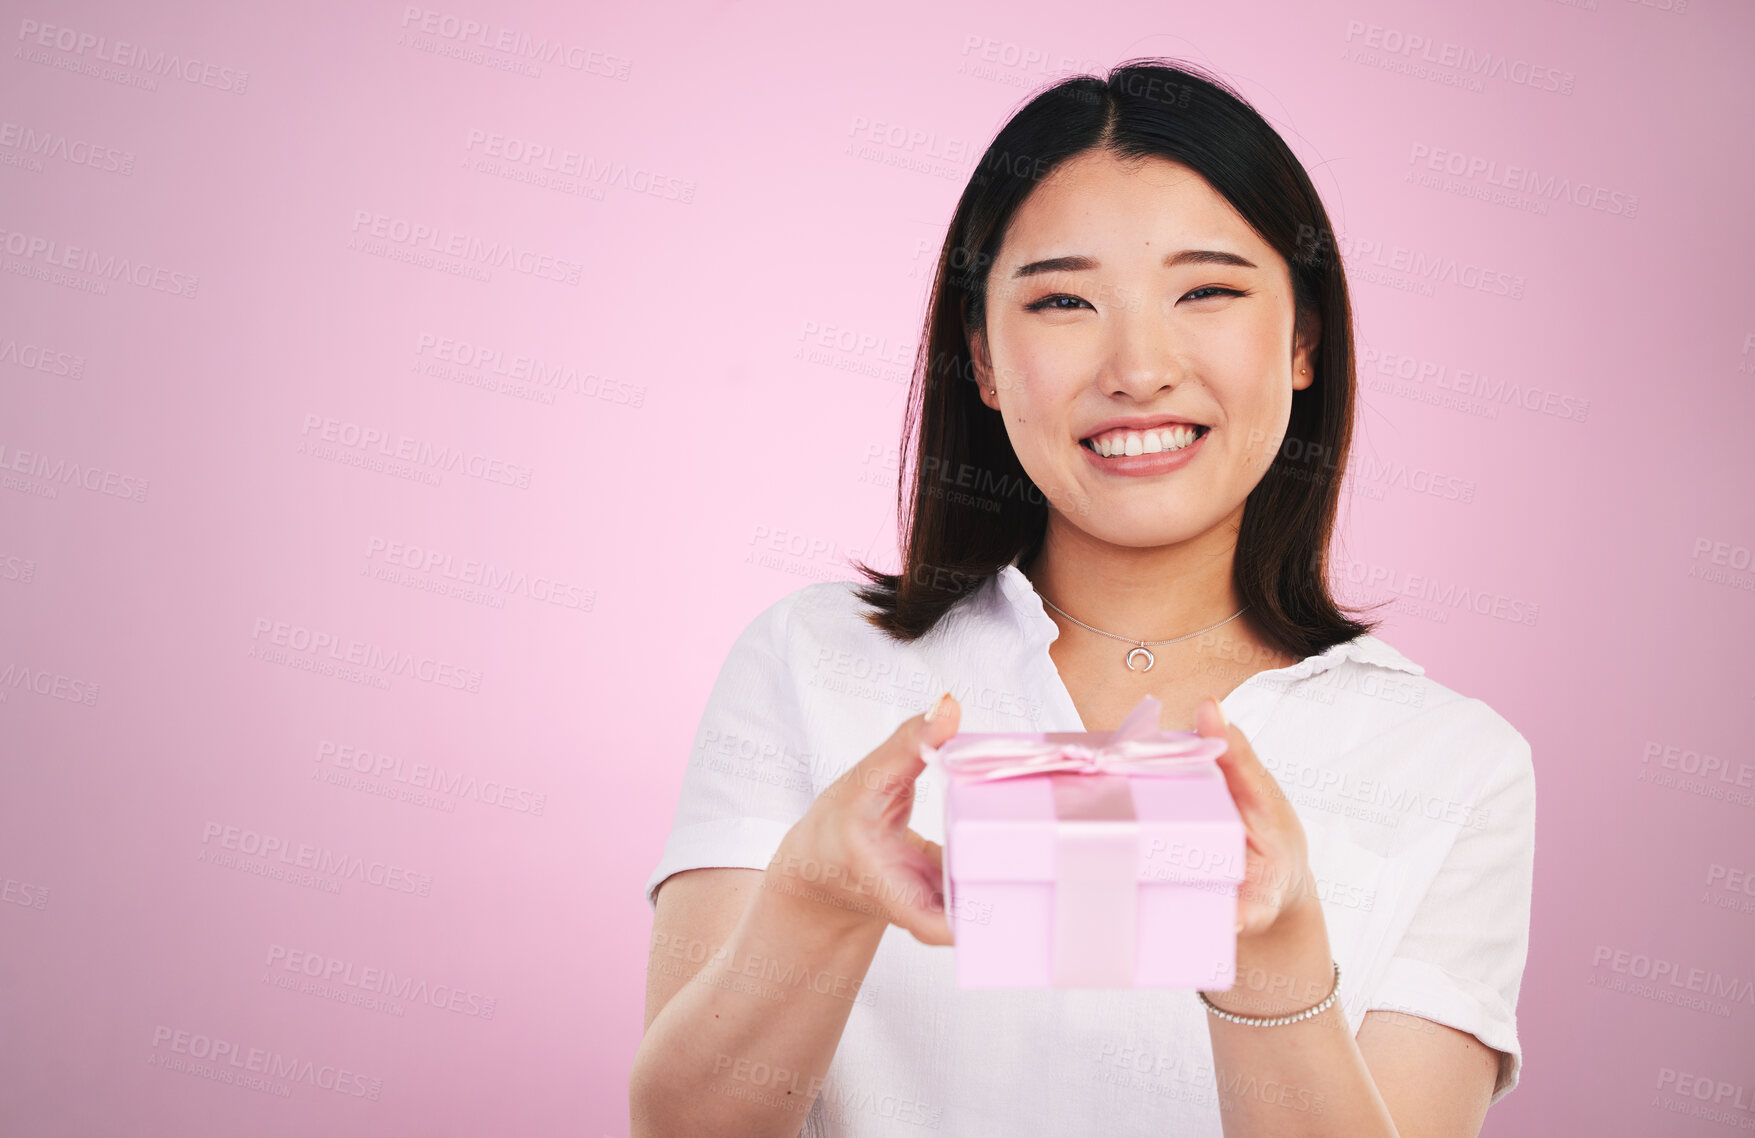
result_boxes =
[1126,646,1155,672]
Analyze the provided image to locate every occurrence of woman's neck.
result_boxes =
[1019,513,1251,646]
[1019,511,1294,730]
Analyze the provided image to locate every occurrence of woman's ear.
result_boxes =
[969,327,999,410]
[1291,311,1321,392]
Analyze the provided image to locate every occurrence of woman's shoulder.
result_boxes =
[1313,632,1533,782]
[735,575,980,662]
[719,583,947,681]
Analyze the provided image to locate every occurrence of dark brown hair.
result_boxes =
[850,57,1382,661]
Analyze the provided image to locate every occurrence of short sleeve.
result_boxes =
[1364,707,1536,1105]
[642,593,820,910]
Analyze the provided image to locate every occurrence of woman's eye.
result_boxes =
[1025,293,1090,312]
[1184,286,1244,302]
[1027,287,1244,312]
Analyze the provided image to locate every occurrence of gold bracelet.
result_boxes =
[1198,960,1341,1026]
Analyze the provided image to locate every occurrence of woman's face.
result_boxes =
[972,148,1317,548]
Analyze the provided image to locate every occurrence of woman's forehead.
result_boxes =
[1001,161,1263,269]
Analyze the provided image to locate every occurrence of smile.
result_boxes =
[1077,425,1211,476]
[1079,424,1210,457]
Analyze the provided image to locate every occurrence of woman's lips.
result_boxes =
[1077,427,1209,476]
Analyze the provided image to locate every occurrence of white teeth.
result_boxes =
[1090,425,1202,457]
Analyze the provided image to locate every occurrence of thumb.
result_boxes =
[920,690,961,749]
[856,692,962,794]
[1195,696,1229,741]
[1196,695,1263,813]
[845,688,961,804]
[913,691,962,779]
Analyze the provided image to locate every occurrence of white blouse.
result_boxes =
[645,562,1536,1136]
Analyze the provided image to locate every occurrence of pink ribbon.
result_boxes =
[1047,772,1141,985]
[924,694,1229,780]
[927,695,1230,987]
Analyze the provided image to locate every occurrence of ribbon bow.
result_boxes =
[922,694,1228,782]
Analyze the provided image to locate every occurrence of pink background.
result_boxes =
[3,1,1752,1134]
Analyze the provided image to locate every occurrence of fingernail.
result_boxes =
[926,692,952,723]
[1209,697,1229,730]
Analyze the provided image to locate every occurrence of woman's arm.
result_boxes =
[629,695,961,1138]
[1357,1005,1501,1135]
[1193,698,1504,1138]
[1205,891,1497,1136]
[630,864,888,1137]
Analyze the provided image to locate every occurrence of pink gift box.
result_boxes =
[925,695,1245,989]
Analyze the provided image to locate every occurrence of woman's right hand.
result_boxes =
[764,691,963,947]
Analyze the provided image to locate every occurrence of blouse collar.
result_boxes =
[984,554,1424,683]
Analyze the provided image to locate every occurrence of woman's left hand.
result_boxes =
[1193,697,1321,941]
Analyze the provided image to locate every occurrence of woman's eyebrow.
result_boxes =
[1011,249,1259,278]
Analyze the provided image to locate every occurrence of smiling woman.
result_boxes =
[856,68,1357,666]
[632,58,1535,1138]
